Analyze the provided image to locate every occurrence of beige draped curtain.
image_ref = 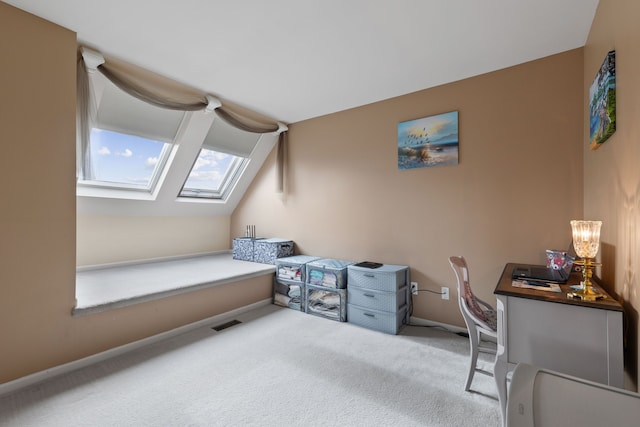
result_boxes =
[77,47,288,192]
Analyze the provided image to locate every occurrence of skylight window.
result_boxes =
[84,128,171,190]
[77,47,285,209]
[78,70,184,192]
[179,148,245,199]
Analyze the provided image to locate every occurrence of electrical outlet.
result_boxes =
[411,281,418,295]
[441,286,450,300]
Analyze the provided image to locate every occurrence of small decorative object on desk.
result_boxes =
[545,249,574,271]
[512,279,561,293]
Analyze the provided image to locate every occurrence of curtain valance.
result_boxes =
[77,46,288,192]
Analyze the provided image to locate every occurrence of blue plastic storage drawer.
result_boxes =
[347,304,407,335]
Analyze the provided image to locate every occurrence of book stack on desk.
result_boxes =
[511,279,561,292]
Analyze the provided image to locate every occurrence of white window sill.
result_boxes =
[73,252,274,316]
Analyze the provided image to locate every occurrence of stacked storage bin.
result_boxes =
[273,255,321,311]
[304,258,354,321]
[346,264,409,334]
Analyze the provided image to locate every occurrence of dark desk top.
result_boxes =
[494,263,623,312]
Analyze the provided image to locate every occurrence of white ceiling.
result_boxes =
[6,0,599,124]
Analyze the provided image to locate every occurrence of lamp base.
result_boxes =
[567,282,605,301]
[568,259,605,301]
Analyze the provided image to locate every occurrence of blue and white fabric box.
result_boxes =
[232,237,263,261]
[253,238,294,264]
[305,258,354,289]
[275,255,321,283]
[305,283,347,322]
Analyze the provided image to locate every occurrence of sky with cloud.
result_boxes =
[89,129,235,191]
[397,111,459,147]
[90,129,166,186]
[183,148,235,191]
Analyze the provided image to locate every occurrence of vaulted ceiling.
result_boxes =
[5,0,599,124]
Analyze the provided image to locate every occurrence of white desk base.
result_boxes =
[494,294,623,425]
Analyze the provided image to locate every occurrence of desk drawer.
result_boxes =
[348,285,407,312]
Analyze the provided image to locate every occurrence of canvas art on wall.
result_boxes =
[589,50,616,150]
[398,111,459,170]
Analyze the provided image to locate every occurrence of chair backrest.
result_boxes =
[448,256,494,331]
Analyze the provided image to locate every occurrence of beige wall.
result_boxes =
[0,3,271,384]
[232,50,584,327]
[77,215,230,266]
[584,0,640,387]
[6,0,639,391]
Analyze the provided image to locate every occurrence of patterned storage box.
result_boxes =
[273,278,305,311]
[254,238,294,264]
[232,237,263,261]
[305,258,354,289]
[347,304,407,335]
[275,255,321,283]
[305,283,347,322]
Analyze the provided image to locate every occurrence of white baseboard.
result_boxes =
[408,315,498,344]
[0,298,272,397]
[408,315,468,335]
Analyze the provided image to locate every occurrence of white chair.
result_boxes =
[448,255,497,391]
[507,363,640,427]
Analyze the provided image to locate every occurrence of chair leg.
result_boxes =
[465,327,480,391]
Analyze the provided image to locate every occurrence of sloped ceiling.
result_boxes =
[4,0,598,124]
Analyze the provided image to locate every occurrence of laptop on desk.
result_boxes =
[511,256,575,284]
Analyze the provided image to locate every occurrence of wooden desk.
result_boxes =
[493,263,624,425]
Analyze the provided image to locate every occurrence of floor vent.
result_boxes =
[212,319,242,331]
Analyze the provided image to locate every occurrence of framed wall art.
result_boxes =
[589,50,616,150]
[398,110,458,170]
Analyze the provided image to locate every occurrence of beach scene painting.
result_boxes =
[398,111,459,170]
[589,50,616,150]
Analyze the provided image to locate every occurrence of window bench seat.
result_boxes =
[74,252,275,316]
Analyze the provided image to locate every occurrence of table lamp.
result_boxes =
[568,220,603,301]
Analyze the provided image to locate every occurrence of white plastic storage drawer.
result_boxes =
[347,264,407,291]
[347,304,407,335]
[348,285,407,312]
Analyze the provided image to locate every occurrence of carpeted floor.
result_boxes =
[0,305,500,426]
